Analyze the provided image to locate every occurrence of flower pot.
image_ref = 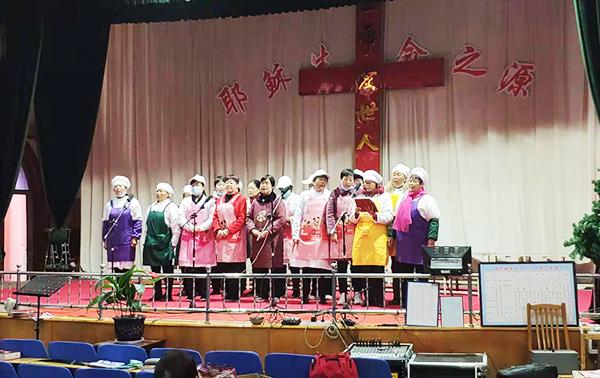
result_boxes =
[113,315,146,341]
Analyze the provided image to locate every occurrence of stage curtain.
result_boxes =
[383,0,599,259]
[34,1,111,227]
[574,0,600,120]
[81,6,355,270]
[0,1,42,221]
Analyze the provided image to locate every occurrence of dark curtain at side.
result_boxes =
[0,1,42,220]
[574,0,600,120]
[35,1,111,227]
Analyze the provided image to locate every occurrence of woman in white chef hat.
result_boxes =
[102,175,143,273]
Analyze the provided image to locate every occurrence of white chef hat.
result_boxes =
[112,175,131,189]
[182,185,193,195]
[277,176,293,189]
[353,169,364,179]
[302,169,330,185]
[189,174,206,187]
[392,163,411,177]
[363,170,383,184]
[156,182,174,196]
[410,167,429,185]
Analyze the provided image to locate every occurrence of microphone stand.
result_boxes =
[183,194,208,308]
[103,195,133,273]
[327,185,360,257]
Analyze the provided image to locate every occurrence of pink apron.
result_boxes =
[330,195,355,260]
[292,195,330,268]
[282,201,294,263]
[215,194,247,263]
[178,198,216,268]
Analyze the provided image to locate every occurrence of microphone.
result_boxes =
[127,194,135,202]
[351,183,362,198]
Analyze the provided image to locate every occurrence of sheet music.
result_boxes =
[406,282,439,327]
[441,296,464,327]
[480,262,578,326]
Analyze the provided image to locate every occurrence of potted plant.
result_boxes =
[87,266,158,341]
[564,178,600,312]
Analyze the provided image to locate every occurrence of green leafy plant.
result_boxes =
[87,266,158,317]
[565,179,600,264]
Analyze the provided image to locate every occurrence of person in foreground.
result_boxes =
[154,350,198,378]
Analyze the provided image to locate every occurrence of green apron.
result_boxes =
[143,203,174,266]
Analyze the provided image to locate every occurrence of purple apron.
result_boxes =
[103,201,141,262]
[395,198,429,265]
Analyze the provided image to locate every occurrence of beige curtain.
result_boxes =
[82,0,598,271]
[382,0,599,259]
[81,7,356,271]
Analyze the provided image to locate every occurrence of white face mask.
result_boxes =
[191,186,203,196]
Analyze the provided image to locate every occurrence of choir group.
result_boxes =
[102,165,439,308]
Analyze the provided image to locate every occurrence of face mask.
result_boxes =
[192,186,202,196]
[279,186,292,199]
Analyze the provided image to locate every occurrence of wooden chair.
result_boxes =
[527,303,570,351]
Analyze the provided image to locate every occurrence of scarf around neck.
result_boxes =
[393,187,426,233]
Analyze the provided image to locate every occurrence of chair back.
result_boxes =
[0,361,18,378]
[149,347,202,365]
[0,338,48,358]
[18,364,72,378]
[204,350,262,375]
[265,353,314,378]
[97,344,148,363]
[136,371,154,378]
[527,303,570,350]
[75,368,132,378]
[49,341,98,362]
[353,357,392,378]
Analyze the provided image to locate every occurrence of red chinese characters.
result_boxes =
[263,62,292,99]
[452,44,488,77]
[217,82,248,116]
[395,35,430,62]
[311,43,330,68]
[497,61,535,98]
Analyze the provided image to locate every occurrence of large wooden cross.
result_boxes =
[299,3,445,171]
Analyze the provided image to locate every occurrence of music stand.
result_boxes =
[14,275,70,339]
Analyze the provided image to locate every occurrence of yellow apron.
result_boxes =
[352,197,388,266]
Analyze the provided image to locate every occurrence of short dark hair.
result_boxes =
[226,174,240,184]
[340,168,354,179]
[260,174,276,187]
[411,176,424,185]
[154,350,198,378]
[213,175,226,186]
[249,179,261,189]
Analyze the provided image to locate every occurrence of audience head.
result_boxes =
[154,350,198,378]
